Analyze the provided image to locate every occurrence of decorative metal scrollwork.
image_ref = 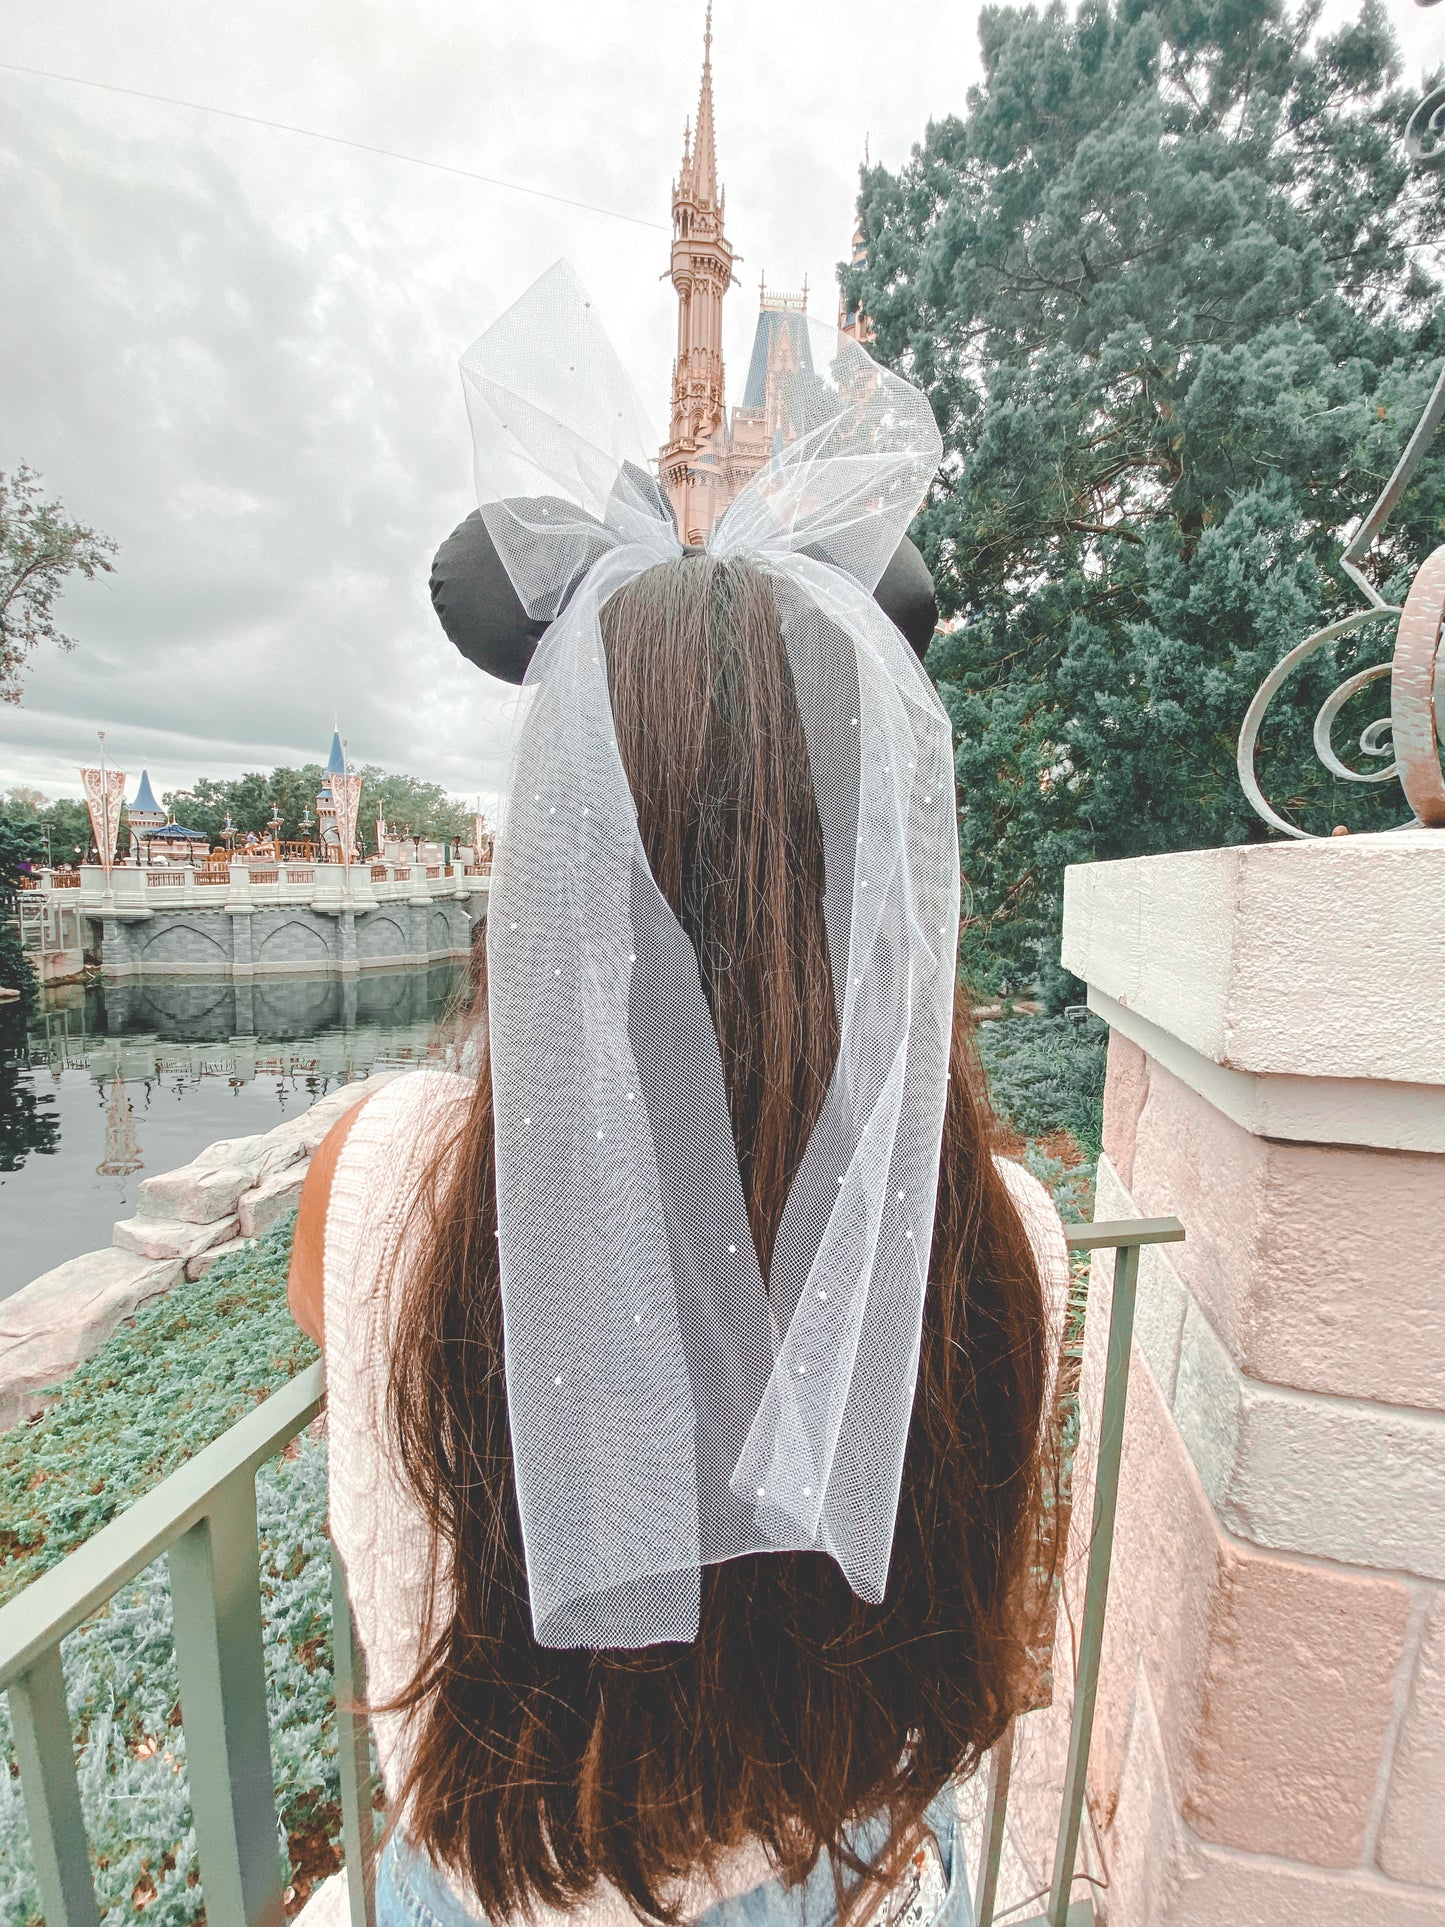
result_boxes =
[1407,0,1445,175]
[1405,85,1445,168]
[1239,1,1445,838]
[1235,454,1445,839]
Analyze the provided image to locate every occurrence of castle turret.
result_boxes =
[127,769,165,855]
[839,162,876,347]
[317,729,346,855]
[654,16,854,535]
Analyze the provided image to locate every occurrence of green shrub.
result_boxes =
[976,1011,1109,1221]
[976,1011,1108,1161]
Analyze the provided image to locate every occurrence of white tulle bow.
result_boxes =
[465,261,955,1648]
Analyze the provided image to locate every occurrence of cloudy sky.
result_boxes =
[2,0,1440,814]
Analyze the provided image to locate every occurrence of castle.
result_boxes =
[119,730,358,864]
[658,9,872,544]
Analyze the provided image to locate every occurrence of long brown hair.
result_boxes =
[388,555,1052,1921]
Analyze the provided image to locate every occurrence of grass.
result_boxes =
[0,1217,316,1604]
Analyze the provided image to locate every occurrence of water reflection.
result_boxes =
[93,966,458,1044]
[1,965,467,1298]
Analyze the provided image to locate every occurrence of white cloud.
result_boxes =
[3,0,1434,807]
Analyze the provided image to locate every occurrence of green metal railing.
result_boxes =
[0,1217,1182,1927]
[0,1359,376,1927]
[975,1216,1186,1927]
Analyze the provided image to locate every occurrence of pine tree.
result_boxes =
[845,0,1445,995]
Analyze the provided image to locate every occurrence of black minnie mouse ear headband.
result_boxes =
[430,501,940,684]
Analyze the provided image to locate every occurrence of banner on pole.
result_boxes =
[331,771,364,865]
[79,766,127,877]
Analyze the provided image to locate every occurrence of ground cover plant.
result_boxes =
[0,1217,341,1924]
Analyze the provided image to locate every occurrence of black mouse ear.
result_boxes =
[798,533,939,661]
[873,535,939,661]
[430,509,547,685]
[431,494,617,684]
[432,512,939,683]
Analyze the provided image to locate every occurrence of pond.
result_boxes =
[0,965,467,1299]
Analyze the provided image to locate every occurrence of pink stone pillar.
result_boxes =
[1054,832,1445,1924]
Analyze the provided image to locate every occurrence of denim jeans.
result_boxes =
[374,1794,973,1927]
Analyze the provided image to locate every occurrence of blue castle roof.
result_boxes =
[326,730,346,777]
[131,769,160,814]
[741,308,813,410]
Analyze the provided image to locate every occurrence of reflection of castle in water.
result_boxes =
[2,968,471,1286]
[101,963,461,1044]
[28,965,467,1092]
[96,1073,143,1176]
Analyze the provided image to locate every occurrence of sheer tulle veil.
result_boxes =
[462,261,955,1649]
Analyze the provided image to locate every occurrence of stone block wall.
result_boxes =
[93,896,479,978]
[1047,834,1445,1923]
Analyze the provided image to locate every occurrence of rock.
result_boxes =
[0,1248,184,1431]
[237,1162,310,1239]
[185,1236,254,1282]
[113,1213,241,1263]
[232,1073,405,1238]
[134,1132,303,1224]
[135,1156,271,1226]
[132,1072,400,1224]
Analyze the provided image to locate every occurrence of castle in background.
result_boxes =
[118,730,356,864]
[658,9,873,544]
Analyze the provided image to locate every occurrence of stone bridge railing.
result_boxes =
[64,860,491,918]
[19,862,493,982]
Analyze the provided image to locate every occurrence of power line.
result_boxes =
[0,58,669,232]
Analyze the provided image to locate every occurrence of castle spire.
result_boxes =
[840,141,877,345]
[690,6,718,207]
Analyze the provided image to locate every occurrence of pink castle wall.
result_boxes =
[1036,838,1445,1922]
